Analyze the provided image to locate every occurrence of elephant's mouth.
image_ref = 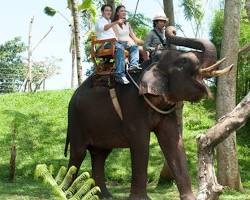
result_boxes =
[192,76,212,99]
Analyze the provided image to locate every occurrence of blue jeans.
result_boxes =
[115,41,139,77]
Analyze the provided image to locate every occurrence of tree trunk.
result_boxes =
[43,79,45,90]
[163,0,175,26]
[246,0,250,23]
[216,0,243,191]
[71,47,76,88]
[70,0,83,86]
[9,123,17,181]
[159,0,177,184]
[27,17,34,92]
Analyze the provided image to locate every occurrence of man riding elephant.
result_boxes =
[144,13,171,62]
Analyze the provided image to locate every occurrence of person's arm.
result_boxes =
[104,19,125,31]
[129,24,144,45]
[143,31,155,52]
[112,24,119,38]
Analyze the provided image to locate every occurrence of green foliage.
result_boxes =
[181,0,204,22]
[127,12,151,40]
[181,0,204,36]
[79,0,97,24]
[210,9,250,103]
[0,90,249,199]
[184,100,215,131]
[0,37,26,93]
[44,6,57,17]
[78,0,92,10]
[209,10,224,56]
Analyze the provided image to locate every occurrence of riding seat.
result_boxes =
[91,35,129,75]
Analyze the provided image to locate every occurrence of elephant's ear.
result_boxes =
[139,63,168,96]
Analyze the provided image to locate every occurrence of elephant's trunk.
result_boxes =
[165,26,217,69]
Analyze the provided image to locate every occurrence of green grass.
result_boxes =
[0,90,249,199]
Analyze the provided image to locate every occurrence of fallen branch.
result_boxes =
[196,92,250,200]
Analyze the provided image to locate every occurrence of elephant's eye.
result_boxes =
[180,58,188,65]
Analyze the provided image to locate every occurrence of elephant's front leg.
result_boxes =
[129,132,151,200]
[155,116,196,200]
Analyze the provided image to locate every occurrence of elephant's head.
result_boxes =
[139,26,232,102]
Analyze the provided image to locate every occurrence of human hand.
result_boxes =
[117,18,126,25]
[35,164,100,200]
[155,44,161,50]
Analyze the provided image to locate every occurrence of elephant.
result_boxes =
[64,26,231,200]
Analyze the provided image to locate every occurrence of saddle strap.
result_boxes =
[109,88,123,120]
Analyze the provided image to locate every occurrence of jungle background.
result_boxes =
[0,0,249,199]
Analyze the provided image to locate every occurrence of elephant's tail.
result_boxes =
[64,128,70,157]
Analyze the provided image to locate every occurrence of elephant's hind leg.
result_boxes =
[89,147,112,199]
[68,143,87,177]
[67,120,87,177]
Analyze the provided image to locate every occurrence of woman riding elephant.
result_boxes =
[112,5,143,84]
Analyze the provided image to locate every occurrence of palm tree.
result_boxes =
[69,0,83,86]
[44,6,77,88]
[44,0,96,87]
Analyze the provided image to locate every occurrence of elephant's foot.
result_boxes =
[180,193,196,200]
[128,194,151,200]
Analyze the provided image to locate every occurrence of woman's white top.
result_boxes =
[114,22,135,45]
[114,23,130,40]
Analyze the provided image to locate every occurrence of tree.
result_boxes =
[21,17,54,92]
[26,57,61,92]
[127,12,150,39]
[246,0,250,22]
[210,8,250,104]
[163,0,175,26]
[159,0,176,184]
[44,6,76,88]
[181,0,204,37]
[0,37,26,93]
[216,0,243,191]
[45,1,96,88]
[69,0,83,86]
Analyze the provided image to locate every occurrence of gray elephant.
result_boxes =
[64,26,231,200]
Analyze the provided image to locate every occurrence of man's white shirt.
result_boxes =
[95,16,116,40]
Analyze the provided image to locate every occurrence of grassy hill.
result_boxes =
[0,90,249,199]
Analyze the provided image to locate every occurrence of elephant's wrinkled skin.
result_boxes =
[64,27,221,200]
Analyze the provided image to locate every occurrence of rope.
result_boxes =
[126,70,176,115]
